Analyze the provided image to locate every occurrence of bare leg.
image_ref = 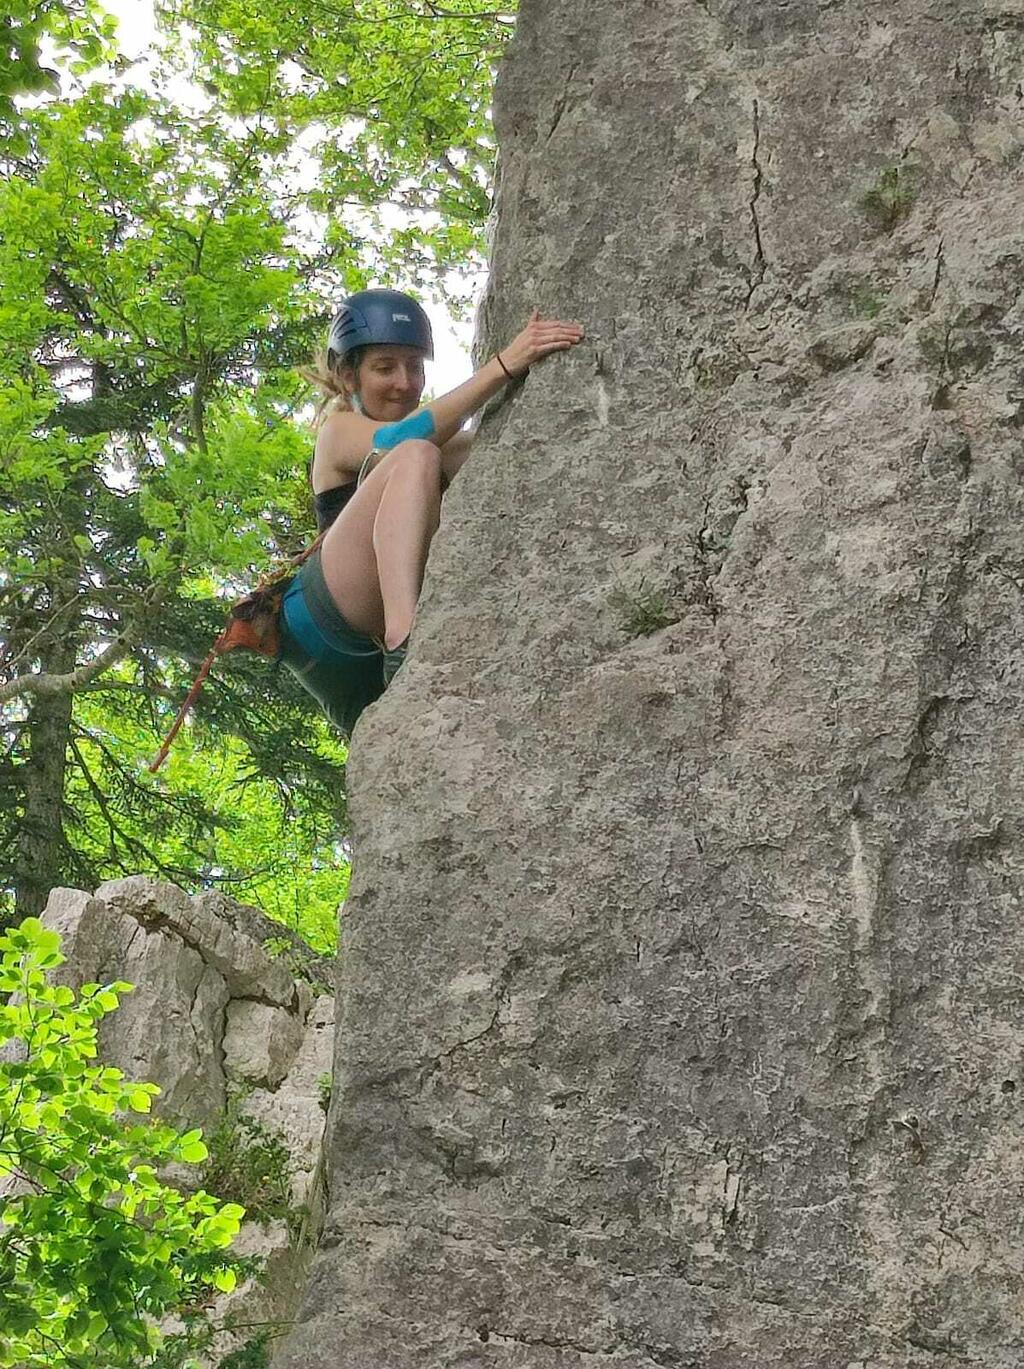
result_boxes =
[372,450,441,648]
[318,439,443,648]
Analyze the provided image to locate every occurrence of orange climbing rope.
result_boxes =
[148,532,326,773]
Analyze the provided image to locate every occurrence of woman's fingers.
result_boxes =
[534,340,579,359]
[527,325,584,345]
[526,319,585,362]
[501,315,584,372]
[524,312,583,333]
[532,327,582,342]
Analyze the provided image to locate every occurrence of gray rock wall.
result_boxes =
[280,2,1024,1365]
[40,879,334,1364]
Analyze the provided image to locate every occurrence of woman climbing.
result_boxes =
[278,288,585,735]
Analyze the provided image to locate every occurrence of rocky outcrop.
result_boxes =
[277,1,1024,1366]
[40,879,334,1364]
[43,878,330,1122]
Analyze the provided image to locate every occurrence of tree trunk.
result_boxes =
[14,636,75,921]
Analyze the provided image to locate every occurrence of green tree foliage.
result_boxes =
[161,0,513,283]
[0,0,511,931]
[0,74,347,927]
[0,2,115,149]
[0,916,244,1367]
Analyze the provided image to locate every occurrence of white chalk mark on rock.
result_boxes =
[594,377,610,427]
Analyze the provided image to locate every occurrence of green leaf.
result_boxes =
[211,1266,237,1293]
[0,920,247,1365]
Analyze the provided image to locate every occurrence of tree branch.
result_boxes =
[76,679,177,701]
[66,733,199,879]
[0,633,131,705]
[0,592,89,676]
[0,590,166,705]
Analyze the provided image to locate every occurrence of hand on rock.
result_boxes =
[499,309,585,376]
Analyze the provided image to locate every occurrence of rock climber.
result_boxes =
[276,288,585,736]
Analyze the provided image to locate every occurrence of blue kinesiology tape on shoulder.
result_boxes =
[372,407,437,451]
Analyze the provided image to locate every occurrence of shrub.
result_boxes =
[0,917,245,1368]
[200,1106,293,1228]
[610,581,680,637]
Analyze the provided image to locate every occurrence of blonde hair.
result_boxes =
[300,346,364,427]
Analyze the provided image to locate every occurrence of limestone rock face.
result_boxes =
[43,884,232,1122]
[42,877,330,1130]
[40,880,335,1363]
[280,2,1024,1366]
[244,994,335,1208]
[223,1000,306,1091]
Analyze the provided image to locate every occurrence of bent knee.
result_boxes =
[393,437,440,459]
[389,438,442,474]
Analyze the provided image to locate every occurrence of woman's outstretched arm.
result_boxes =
[317,312,585,480]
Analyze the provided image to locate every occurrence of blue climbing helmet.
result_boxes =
[327,289,434,368]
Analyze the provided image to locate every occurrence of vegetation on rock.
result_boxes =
[0,917,244,1368]
[200,1102,295,1229]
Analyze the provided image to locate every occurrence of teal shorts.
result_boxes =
[278,549,384,736]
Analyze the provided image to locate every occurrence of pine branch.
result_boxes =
[0,593,91,675]
[66,734,201,880]
[69,721,220,832]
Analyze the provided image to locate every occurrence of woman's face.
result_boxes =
[347,344,426,422]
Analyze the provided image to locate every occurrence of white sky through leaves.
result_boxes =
[99,0,478,392]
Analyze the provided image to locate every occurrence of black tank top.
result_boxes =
[312,479,357,533]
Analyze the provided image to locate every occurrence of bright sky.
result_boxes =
[100,0,478,393]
